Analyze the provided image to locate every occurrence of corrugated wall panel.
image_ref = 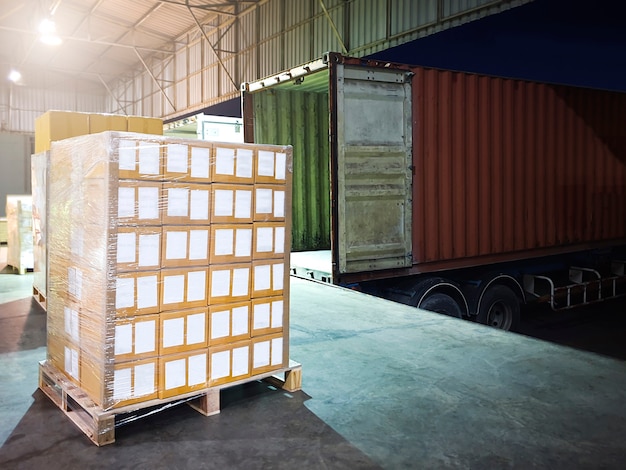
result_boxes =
[390,0,438,36]
[189,42,202,74]
[203,64,220,102]
[312,8,345,56]
[188,73,203,107]
[442,0,492,17]
[285,24,312,68]
[413,67,626,267]
[349,0,387,51]
[258,37,284,79]
[253,89,331,251]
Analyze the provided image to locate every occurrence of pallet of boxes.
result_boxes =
[38,128,300,446]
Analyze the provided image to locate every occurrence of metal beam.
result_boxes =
[98,75,128,115]
[319,0,348,54]
[134,48,177,113]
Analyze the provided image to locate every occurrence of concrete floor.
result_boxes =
[2,246,626,469]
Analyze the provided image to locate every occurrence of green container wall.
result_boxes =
[253,89,331,251]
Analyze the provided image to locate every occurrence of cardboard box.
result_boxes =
[212,143,254,184]
[162,140,212,183]
[251,296,284,337]
[90,113,127,133]
[162,182,211,225]
[107,357,160,408]
[115,271,161,316]
[113,314,160,362]
[160,267,209,312]
[159,307,209,355]
[251,333,285,375]
[208,263,251,305]
[127,116,163,135]
[252,222,286,260]
[116,226,162,272]
[117,137,163,180]
[208,340,251,386]
[253,184,286,222]
[208,301,250,346]
[161,226,210,268]
[117,181,162,226]
[211,184,253,224]
[251,260,285,298]
[254,147,289,185]
[209,224,253,265]
[159,350,208,399]
[35,110,90,153]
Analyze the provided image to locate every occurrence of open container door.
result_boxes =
[328,53,414,282]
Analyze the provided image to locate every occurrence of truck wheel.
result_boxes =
[419,293,463,319]
[477,285,520,331]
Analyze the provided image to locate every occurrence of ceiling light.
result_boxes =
[39,18,62,46]
[8,70,21,83]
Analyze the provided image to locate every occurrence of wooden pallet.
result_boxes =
[33,286,47,311]
[38,359,302,446]
[6,264,33,275]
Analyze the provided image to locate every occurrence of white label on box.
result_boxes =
[188,353,207,386]
[187,312,206,345]
[163,274,185,305]
[135,320,156,354]
[163,317,185,348]
[167,188,189,217]
[235,190,252,219]
[275,152,287,180]
[215,147,235,175]
[274,191,285,218]
[167,144,188,173]
[256,188,272,214]
[165,359,186,390]
[254,302,271,329]
[232,346,249,377]
[166,231,188,260]
[64,306,80,342]
[256,227,273,253]
[271,337,283,366]
[211,350,230,380]
[115,324,133,355]
[116,277,135,309]
[211,269,230,298]
[64,346,71,377]
[119,140,136,170]
[138,186,159,220]
[137,275,158,309]
[118,187,135,218]
[187,270,207,302]
[214,228,234,256]
[214,189,233,217]
[254,265,271,292]
[71,347,80,380]
[236,149,253,178]
[189,230,209,260]
[117,232,136,263]
[273,263,284,290]
[70,227,84,257]
[232,306,249,336]
[211,310,230,339]
[275,227,285,254]
[258,150,274,177]
[232,267,250,297]
[138,142,160,175]
[113,367,132,400]
[235,228,252,257]
[139,233,160,267]
[190,189,210,221]
[253,341,270,368]
[134,363,155,397]
[191,147,210,179]
[271,300,284,328]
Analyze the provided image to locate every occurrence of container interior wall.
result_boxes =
[252,89,331,252]
[413,67,626,267]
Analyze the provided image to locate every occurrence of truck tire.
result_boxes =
[477,285,520,331]
[419,293,463,319]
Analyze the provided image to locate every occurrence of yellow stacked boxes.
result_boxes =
[45,131,292,411]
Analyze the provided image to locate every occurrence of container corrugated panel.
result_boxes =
[413,67,626,269]
[252,90,331,251]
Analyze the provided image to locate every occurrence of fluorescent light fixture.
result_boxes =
[8,70,21,83]
[38,18,62,45]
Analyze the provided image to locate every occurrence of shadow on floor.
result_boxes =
[0,298,46,354]
[0,381,380,470]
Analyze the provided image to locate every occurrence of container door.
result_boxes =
[334,63,413,275]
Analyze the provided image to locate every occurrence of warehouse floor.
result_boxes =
[2,247,626,469]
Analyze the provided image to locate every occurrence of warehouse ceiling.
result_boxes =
[0,0,260,92]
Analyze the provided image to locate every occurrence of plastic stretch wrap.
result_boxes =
[6,194,34,272]
[31,152,49,296]
[45,131,292,433]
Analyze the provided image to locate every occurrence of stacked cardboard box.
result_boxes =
[32,112,164,306]
[46,131,291,410]
[6,195,34,273]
